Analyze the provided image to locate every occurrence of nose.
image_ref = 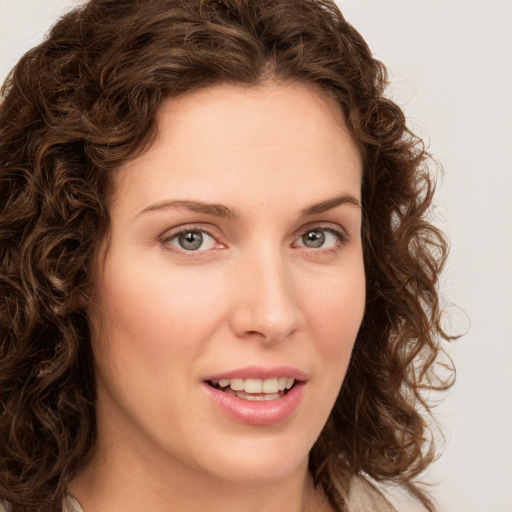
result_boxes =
[228,249,301,344]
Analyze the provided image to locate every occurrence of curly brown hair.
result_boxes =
[0,0,453,510]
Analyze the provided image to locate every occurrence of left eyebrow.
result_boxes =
[136,193,360,220]
[300,193,361,216]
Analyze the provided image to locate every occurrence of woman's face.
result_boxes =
[89,82,365,487]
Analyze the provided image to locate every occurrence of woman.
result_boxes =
[0,0,453,511]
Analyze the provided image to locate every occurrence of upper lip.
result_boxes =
[203,366,308,383]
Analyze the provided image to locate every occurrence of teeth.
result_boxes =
[215,377,296,394]
[244,378,262,393]
[224,389,283,401]
[229,378,244,391]
[262,378,278,393]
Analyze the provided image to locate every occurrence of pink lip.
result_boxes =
[203,365,308,382]
[201,366,307,426]
[203,382,305,426]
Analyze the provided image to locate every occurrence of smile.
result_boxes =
[202,367,306,426]
[207,377,296,401]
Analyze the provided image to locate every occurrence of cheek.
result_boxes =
[88,258,226,437]
[94,256,220,341]
[303,264,366,360]
[89,258,215,391]
[89,259,238,422]
[295,263,365,436]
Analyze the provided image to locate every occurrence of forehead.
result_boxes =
[156,81,351,152]
[113,81,362,215]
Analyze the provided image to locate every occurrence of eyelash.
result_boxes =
[294,227,348,253]
[160,224,349,256]
[160,225,220,255]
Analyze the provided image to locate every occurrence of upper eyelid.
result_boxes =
[293,222,349,239]
[160,222,347,238]
[159,225,219,247]
[160,224,218,239]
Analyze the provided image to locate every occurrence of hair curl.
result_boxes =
[0,1,454,510]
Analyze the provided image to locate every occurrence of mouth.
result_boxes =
[202,367,307,425]
[205,377,297,402]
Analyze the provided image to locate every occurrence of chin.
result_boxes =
[186,429,314,486]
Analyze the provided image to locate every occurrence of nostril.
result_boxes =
[245,330,265,337]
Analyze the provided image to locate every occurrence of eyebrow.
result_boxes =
[138,200,237,219]
[137,193,360,219]
[299,193,361,216]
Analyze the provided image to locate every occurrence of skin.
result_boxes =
[70,81,365,512]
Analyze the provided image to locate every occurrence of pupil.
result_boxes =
[303,230,325,248]
[179,231,203,250]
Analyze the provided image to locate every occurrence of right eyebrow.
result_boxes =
[299,193,361,216]
[137,199,238,220]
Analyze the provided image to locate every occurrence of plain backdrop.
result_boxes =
[1,1,511,511]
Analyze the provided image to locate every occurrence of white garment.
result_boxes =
[1,476,399,512]
[62,476,398,512]
[347,475,398,512]
[62,495,85,512]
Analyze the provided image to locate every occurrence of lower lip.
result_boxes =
[203,382,305,426]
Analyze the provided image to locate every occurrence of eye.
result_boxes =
[163,229,217,252]
[295,227,346,249]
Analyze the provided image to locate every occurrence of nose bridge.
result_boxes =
[230,243,299,342]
